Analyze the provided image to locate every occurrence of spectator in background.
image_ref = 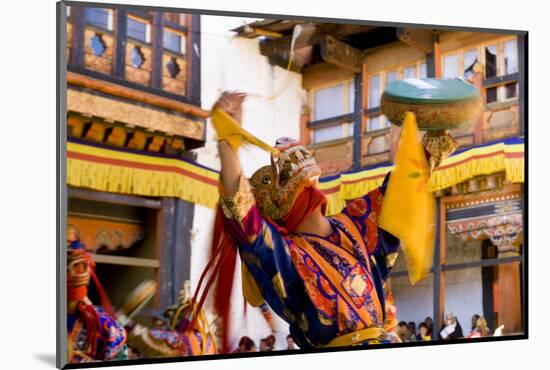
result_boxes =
[267,334,276,350]
[438,312,463,340]
[235,336,257,353]
[424,317,434,336]
[259,338,272,351]
[470,314,481,332]
[467,316,491,338]
[286,335,296,350]
[407,322,417,341]
[397,321,411,342]
[417,323,431,341]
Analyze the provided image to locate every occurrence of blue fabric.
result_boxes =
[237,174,400,349]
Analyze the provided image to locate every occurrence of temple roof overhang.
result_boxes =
[67,71,209,154]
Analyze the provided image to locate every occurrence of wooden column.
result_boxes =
[186,14,201,105]
[172,199,195,300]
[497,261,522,334]
[150,12,163,89]
[433,197,446,338]
[472,68,485,145]
[70,5,85,67]
[113,8,127,78]
[518,34,527,135]
[360,62,368,165]
[352,72,363,170]
[155,197,195,308]
[433,42,442,78]
[155,198,176,309]
[299,107,311,146]
[426,52,435,78]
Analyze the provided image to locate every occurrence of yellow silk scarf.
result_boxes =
[378,112,436,284]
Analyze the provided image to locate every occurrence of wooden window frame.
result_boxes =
[308,79,356,144]
[480,37,520,104]
[83,7,114,33]
[441,36,519,104]
[162,27,187,56]
[68,6,201,106]
[126,13,151,45]
[363,60,426,133]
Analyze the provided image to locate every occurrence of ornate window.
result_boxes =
[127,15,151,43]
[85,8,113,31]
[309,79,355,144]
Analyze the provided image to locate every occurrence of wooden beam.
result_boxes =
[267,54,302,73]
[250,27,283,38]
[396,28,435,54]
[302,62,355,89]
[307,113,354,129]
[320,35,362,73]
[67,115,86,137]
[147,135,165,152]
[68,186,162,209]
[105,126,127,147]
[67,71,210,118]
[92,254,160,268]
[127,131,148,150]
[259,24,318,57]
[442,255,522,271]
[84,122,107,143]
[482,72,519,88]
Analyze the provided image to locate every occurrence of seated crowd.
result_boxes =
[396,313,496,342]
[234,312,498,353]
[234,334,297,353]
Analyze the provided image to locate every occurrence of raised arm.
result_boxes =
[211,93,303,322]
[214,92,246,197]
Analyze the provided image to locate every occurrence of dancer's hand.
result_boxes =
[214,92,247,197]
[213,91,246,124]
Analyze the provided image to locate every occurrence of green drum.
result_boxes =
[381,78,482,131]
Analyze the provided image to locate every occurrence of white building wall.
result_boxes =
[188,15,306,351]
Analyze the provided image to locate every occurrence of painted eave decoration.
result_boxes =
[68,136,523,216]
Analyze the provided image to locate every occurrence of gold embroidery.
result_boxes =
[385,252,399,269]
[272,272,288,299]
[283,308,296,322]
[318,313,334,326]
[241,251,262,268]
[219,173,255,222]
[262,223,274,250]
[299,313,309,332]
[370,255,378,267]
